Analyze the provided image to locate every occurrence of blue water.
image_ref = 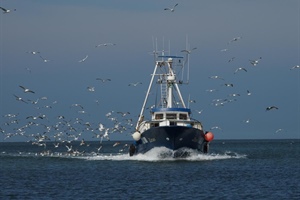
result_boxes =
[0,140,299,199]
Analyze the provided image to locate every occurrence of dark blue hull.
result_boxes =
[131,126,208,156]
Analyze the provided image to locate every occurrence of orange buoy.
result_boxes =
[204,131,214,142]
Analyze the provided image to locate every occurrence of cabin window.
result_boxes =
[170,122,176,126]
[179,114,187,120]
[166,113,177,119]
[155,114,163,120]
[151,123,159,127]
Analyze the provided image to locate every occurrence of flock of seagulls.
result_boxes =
[1,2,298,156]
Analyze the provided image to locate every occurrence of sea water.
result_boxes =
[0,139,299,199]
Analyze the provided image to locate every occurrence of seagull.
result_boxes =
[210,126,222,131]
[95,43,116,47]
[290,65,300,70]
[234,67,247,74]
[242,119,251,123]
[275,128,284,133]
[209,75,224,81]
[220,48,228,52]
[71,103,84,109]
[113,142,121,147]
[78,55,88,63]
[228,57,235,62]
[96,78,111,82]
[19,85,35,93]
[246,90,252,96]
[228,36,242,44]
[249,57,262,66]
[13,94,28,103]
[27,51,40,55]
[128,82,142,86]
[181,47,197,54]
[87,86,95,92]
[0,6,16,13]
[266,106,278,111]
[39,55,50,63]
[228,93,240,97]
[206,89,218,93]
[25,67,32,73]
[164,3,178,12]
[195,109,203,114]
[223,83,234,87]
[117,111,130,117]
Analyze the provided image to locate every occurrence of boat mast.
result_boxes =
[135,62,158,130]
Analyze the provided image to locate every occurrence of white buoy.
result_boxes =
[132,131,141,141]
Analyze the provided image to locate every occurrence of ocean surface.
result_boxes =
[0,139,299,199]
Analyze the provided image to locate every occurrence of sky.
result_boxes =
[0,0,299,142]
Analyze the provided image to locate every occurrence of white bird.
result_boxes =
[246,90,252,96]
[275,128,284,133]
[27,51,40,55]
[249,57,262,66]
[209,75,224,80]
[19,85,35,93]
[181,47,197,54]
[96,78,111,82]
[39,55,50,63]
[206,89,218,93]
[0,6,16,13]
[223,83,234,87]
[117,111,130,117]
[95,43,116,47]
[78,55,88,62]
[210,126,222,131]
[220,48,228,52]
[266,106,278,111]
[87,86,95,92]
[128,82,142,86]
[243,119,251,123]
[195,109,203,115]
[65,145,73,152]
[164,3,178,12]
[234,67,247,74]
[290,65,300,70]
[13,94,28,103]
[228,36,242,44]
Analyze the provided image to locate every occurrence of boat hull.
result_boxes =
[132,126,208,156]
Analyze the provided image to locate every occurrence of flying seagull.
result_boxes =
[164,3,178,12]
[19,85,35,93]
[128,82,142,86]
[266,106,278,111]
[228,36,242,44]
[209,75,224,81]
[249,57,262,66]
[79,55,88,63]
[181,47,197,54]
[290,65,300,70]
[234,67,247,74]
[13,94,28,103]
[96,78,111,83]
[39,55,50,63]
[0,6,16,13]
[95,43,116,47]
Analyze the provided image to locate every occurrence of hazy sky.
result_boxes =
[0,0,299,142]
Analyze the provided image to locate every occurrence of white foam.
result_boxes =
[82,147,247,162]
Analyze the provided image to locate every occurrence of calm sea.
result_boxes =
[0,139,299,199]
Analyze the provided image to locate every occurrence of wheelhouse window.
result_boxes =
[179,113,187,120]
[166,113,177,119]
[155,114,163,120]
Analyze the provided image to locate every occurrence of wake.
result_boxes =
[82,147,247,162]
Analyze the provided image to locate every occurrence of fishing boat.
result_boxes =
[129,49,214,157]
